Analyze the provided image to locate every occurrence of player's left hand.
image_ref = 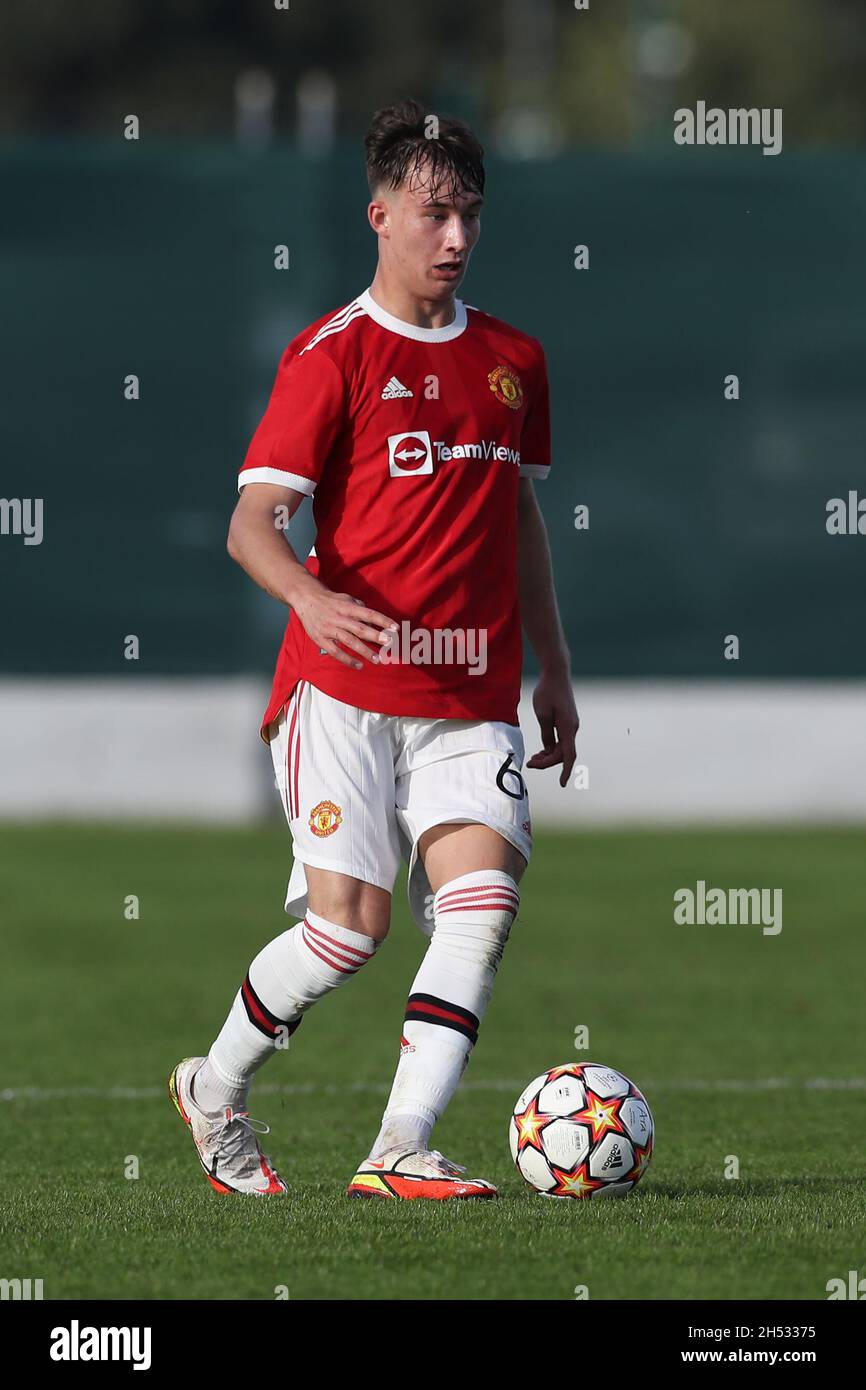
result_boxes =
[526,670,579,788]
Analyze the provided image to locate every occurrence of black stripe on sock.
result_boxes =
[407,993,480,1029]
[404,992,480,1045]
[241,972,302,1040]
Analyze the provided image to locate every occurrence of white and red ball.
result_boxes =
[509,1062,653,1198]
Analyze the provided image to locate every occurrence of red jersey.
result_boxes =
[238,287,551,739]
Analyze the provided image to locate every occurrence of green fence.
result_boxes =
[2,140,864,677]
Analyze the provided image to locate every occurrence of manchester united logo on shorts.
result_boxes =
[488,365,524,410]
[309,800,343,837]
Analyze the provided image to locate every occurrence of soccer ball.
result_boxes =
[509,1062,653,1198]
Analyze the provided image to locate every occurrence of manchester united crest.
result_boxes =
[309,800,343,837]
[488,364,524,410]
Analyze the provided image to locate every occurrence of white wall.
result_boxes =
[0,678,271,821]
[1,678,864,823]
[518,680,866,824]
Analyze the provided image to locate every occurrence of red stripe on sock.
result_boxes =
[437,891,520,905]
[302,928,358,975]
[436,885,520,906]
[305,919,372,964]
[406,1000,474,1027]
[436,895,520,914]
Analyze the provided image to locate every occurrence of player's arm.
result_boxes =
[227,482,397,670]
[517,476,579,786]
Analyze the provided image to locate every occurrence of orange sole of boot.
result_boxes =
[347,1173,497,1200]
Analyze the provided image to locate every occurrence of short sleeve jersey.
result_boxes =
[238,287,551,739]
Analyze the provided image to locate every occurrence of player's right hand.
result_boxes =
[293,584,398,670]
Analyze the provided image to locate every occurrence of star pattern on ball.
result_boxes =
[513,1096,552,1154]
[549,1162,604,1198]
[629,1141,653,1183]
[543,1064,581,1084]
[574,1091,624,1142]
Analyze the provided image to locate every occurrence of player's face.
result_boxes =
[381,171,482,301]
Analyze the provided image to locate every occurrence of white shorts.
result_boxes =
[268,680,532,935]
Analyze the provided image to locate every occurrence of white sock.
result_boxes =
[370,870,519,1157]
[196,911,380,1112]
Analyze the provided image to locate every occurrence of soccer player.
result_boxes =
[169,99,578,1199]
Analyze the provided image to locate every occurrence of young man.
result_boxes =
[169,99,578,1199]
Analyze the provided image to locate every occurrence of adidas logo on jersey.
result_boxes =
[381,376,413,399]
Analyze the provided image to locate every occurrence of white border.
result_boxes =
[237,467,316,494]
[357,287,467,342]
[519,464,550,478]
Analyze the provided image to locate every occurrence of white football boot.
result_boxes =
[168,1056,288,1196]
[348,1144,497,1200]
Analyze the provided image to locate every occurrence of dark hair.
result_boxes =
[365,98,485,202]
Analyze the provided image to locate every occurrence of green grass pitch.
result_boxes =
[1,823,864,1301]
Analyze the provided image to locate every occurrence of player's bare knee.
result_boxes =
[352,906,391,944]
[506,845,528,884]
[305,870,391,943]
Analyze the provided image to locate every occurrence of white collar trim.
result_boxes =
[358,287,467,342]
